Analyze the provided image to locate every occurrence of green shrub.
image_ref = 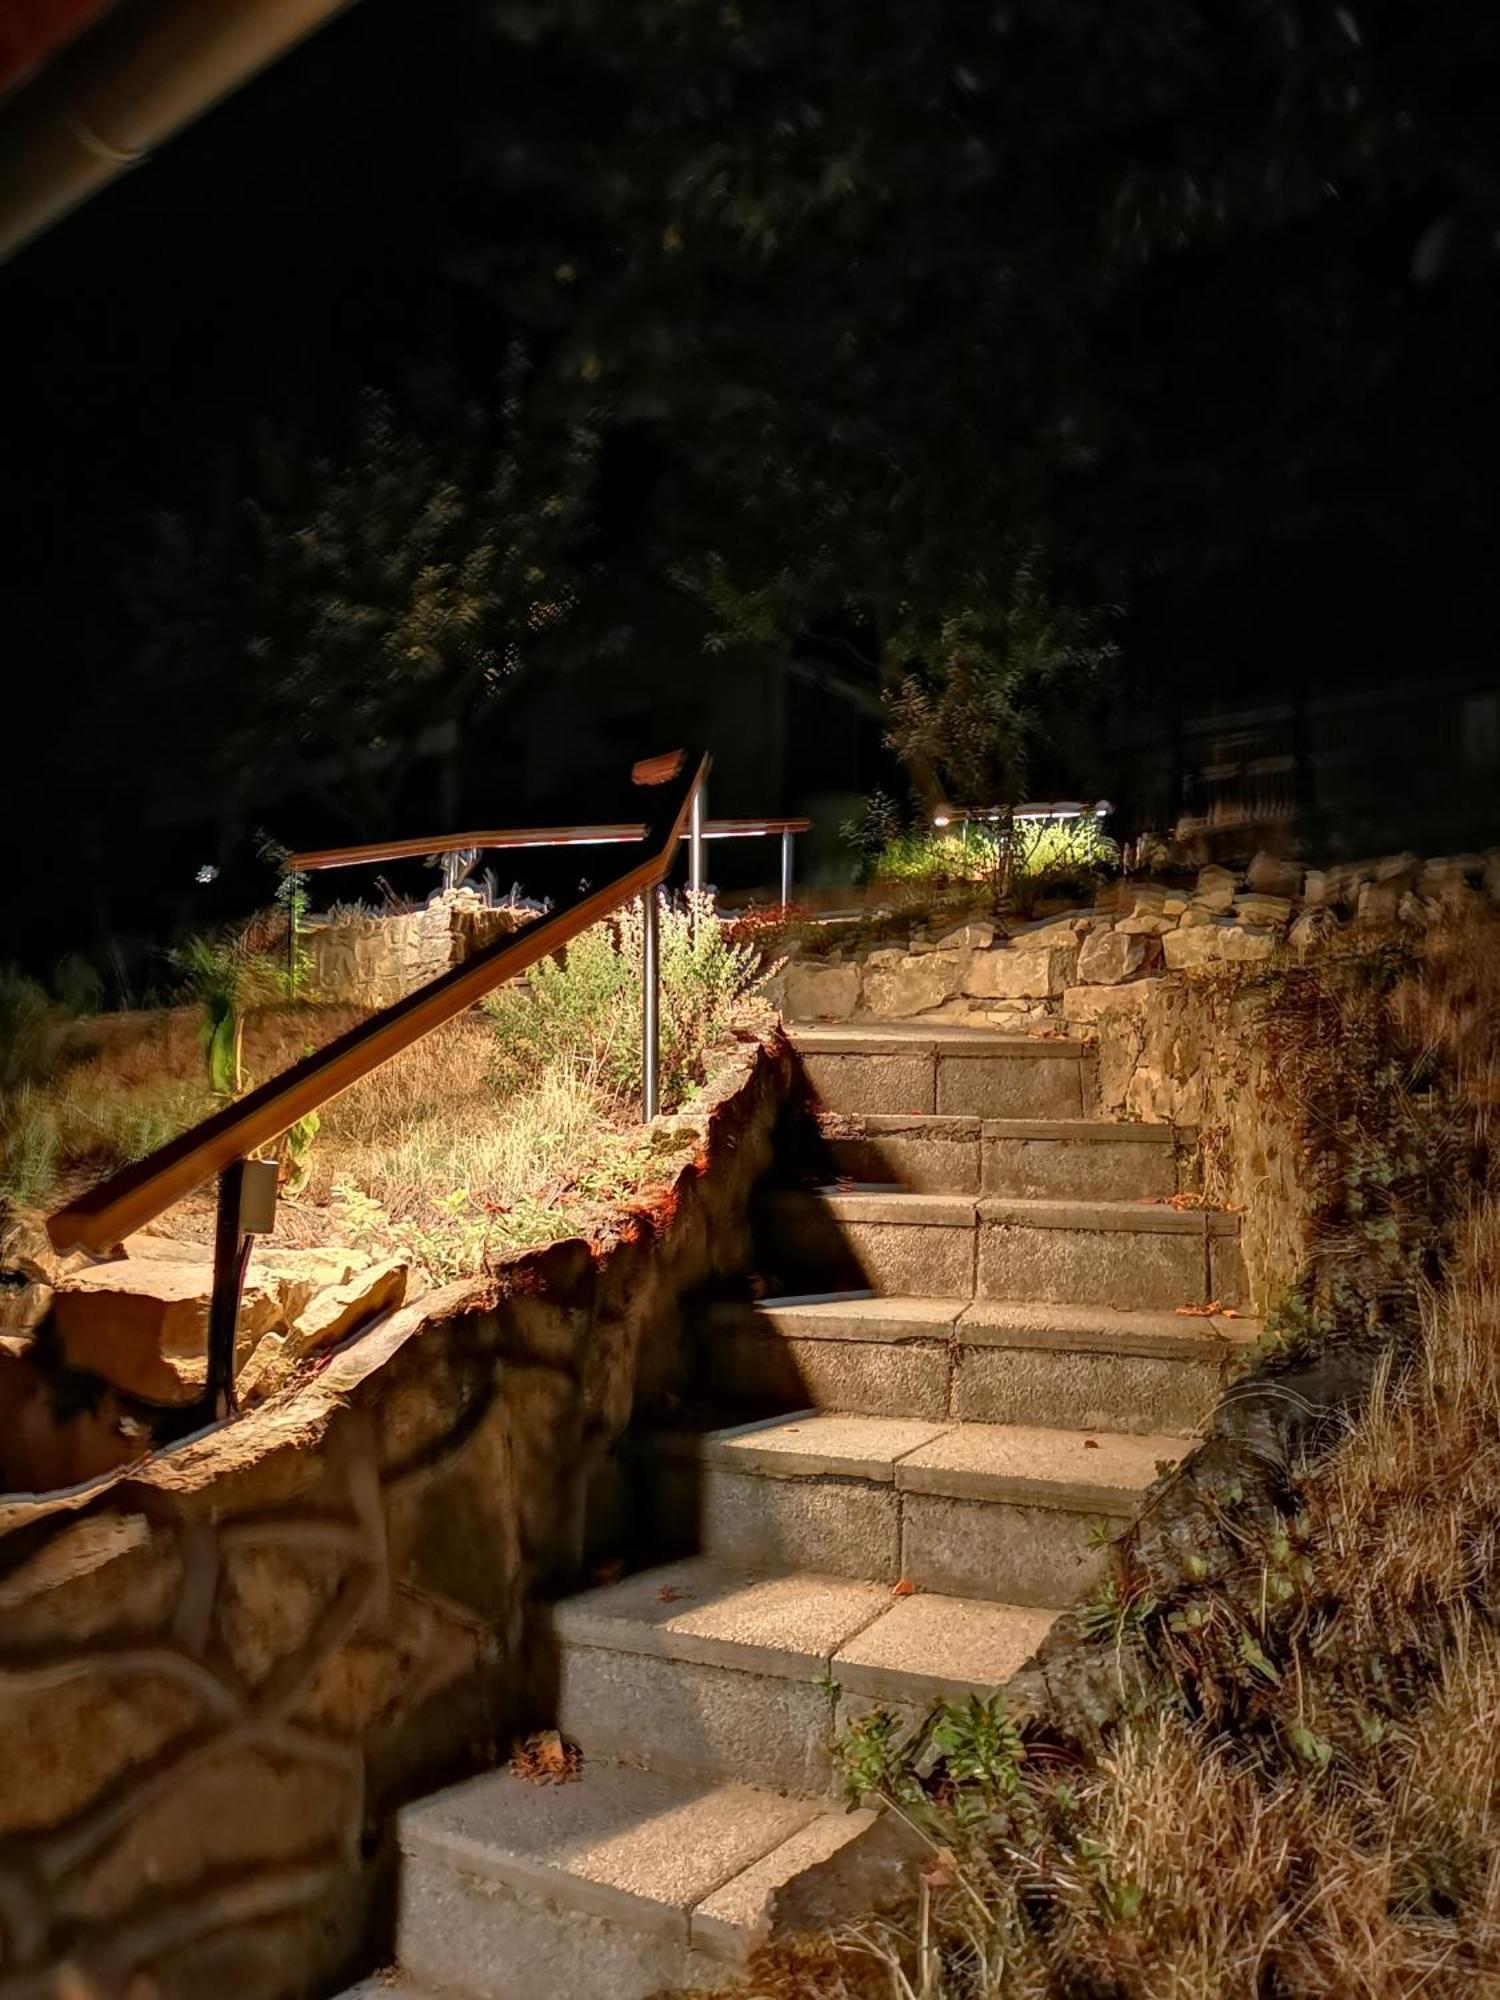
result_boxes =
[170,930,289,1096]
[0,964,54,1096]
[51,952,104,1018]
[847,811,1118,910]
[0,1085,60,1206]
[484,894,764,1110]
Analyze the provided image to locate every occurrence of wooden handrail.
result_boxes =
[287,816,811,874]
[47,751,709,1255]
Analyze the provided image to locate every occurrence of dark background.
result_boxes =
[3,0,1499,980]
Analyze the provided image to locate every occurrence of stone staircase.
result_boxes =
[345,1024,1257,2000]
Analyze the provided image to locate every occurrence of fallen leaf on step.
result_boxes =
[511,1730,582,1785]
[1083,1438,1100,1449]
[1175,1300,1224,1318]
[657,1584,689,1602]
[892,1577,918,1597]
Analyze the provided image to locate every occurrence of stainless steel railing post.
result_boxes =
[689,778,706,903]
[780,827,794,907]
[641,885,660,1121]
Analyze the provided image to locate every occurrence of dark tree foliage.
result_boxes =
[478,0,1500,684]
[123,359,599,839]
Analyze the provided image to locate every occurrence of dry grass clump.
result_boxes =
[293,1015,678,1279]
[3,908,766,1285]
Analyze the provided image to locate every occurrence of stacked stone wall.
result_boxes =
[0,1035,792,2000]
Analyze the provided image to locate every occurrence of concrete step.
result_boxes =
[704,1293,1259,1433]
[756,1189,1245,1309]
[397,1759,881,1999]
[790,1024,1087,1119]
[555,1555,1055,1792]
[643,1412,1191,1606]
[978,1197,1244,1309]
[818,1113,1182,1201]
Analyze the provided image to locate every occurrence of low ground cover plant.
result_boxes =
[841,794,1118,921]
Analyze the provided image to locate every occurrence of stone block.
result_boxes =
[933,922,995,950]
[694,1467,901,1580]
[399,1766,816,1997]
[977,1217,1228,1309]
[53,1260,284,1405]
[239,1259,409,1402]
[559,1644,836,1793]
[1061,982,1156,1025]
[934,1053,1083,1119]
[951,1342,1227,1434]
[797,1051,935,1115]
[1357,880,1402,926]
[962,943,1077,1000]
[832,1216,976,1297]
[1162,924,1277,970]
[861,954,963,1019]
[1115,913,1175,936]
[980,1127,1176,1201]
[899,1493,1108,1607]
[712,1330,952,1421]
[1233,893,1292,926]
[1246,852,1303,898]
[821,1119,981,1193]
[1076,928,1156,985]
[782,962,861,1021]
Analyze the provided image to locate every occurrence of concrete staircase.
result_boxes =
[348,1024,1256,2000]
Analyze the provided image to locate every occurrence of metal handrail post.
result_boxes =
[780,827,794,907]
[206,1159,250,1422]
[641,885,660,1121]
[688,776,706,917]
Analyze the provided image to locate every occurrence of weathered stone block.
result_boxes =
[559,1644,835,1793]
[1076,928,1155,985]
[951,1343,1227,1434]
[797,1051,936,1115]
[712,1329,953,1421]
[977,1219,1228,1309]
[900,1493,1108,1606]
[694,1468,900,1580]
[782,962,862,1021]
[1162,924,1277,970]
[1246,853,1302,898]
[962,943,1077,1000]
[822,1121,981,1193]
[935,1054,1083,1119]
[54,1260,284,1405]
[980,1130,1176,1201]
[861,954,963,1018]
[834,1217,976,1296]
[933,922,995,950]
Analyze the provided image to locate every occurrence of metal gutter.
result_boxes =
[0,0,360,264]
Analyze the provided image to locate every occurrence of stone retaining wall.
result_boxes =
[0,1034,792,2000]
[299,889,531,1008]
